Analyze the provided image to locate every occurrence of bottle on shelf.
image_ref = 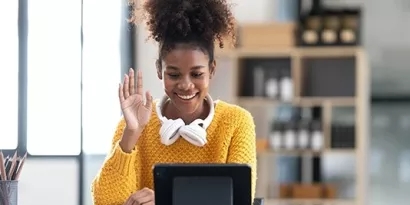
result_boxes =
[253,66,265,97]
[269,121,283,150]
[299,0,324,46]
[310,120,324,151]
[279,68,293,102]
[265,69,279,99]
[284,121,297,150]
[297,120,311,150]
[321,9,341,45]
[340,8,360,45]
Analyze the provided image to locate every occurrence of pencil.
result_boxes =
[11,158,21,180]
[0,152,7,180]
[7,152,18,180]
[14,152,27,180]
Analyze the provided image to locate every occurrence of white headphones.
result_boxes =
[155,94,215,147]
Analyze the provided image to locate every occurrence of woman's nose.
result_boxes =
[178,78,194,90]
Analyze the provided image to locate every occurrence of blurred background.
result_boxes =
[0,0,409,204]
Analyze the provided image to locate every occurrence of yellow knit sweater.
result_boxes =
[91,100,257,205]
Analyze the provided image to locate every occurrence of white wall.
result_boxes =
[18,158,79,205]
[17,0,410,205]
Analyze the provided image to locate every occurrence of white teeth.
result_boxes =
[177,94,196,100]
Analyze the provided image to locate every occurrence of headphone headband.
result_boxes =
[155,94,215,146]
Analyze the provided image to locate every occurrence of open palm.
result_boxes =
[119,68,152,130]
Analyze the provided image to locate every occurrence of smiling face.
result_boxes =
[157,45,216,117]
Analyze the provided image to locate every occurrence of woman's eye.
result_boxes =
[167,73,179,78]
[192,73,204,78]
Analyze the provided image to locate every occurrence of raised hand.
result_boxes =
[119,68,153,129]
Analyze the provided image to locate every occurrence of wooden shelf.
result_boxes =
[257,149,356,157]
[216,47,363,58]
[236,97,285,106]
[264,199,355,205]
[296,47,362,58]
[212,43,369,205]
[293,97,356,107]
[236,48,294,58]
[236,97,356,107]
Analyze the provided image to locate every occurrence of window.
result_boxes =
[0,1,19,150]
[26,0,82,155]
[82,0,123,155]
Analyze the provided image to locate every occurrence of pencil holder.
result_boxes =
[0,181,18,205]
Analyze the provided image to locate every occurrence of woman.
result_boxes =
[91,0,257,204]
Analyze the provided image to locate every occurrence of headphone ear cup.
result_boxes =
[179,119,207,146]
[160,118,185,145]
[179,126,207,146]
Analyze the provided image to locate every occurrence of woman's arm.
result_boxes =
[91,118,142,205]
[226,108,257,202]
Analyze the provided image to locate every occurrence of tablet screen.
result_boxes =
[172,176,233,205]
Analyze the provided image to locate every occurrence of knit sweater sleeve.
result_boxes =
[226,107,257,203]
[91,118,141,205]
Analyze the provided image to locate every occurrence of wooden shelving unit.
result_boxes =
[213,46,369,205]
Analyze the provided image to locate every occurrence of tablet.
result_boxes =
[153,163,252,205]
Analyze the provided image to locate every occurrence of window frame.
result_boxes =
[5,0,136,204]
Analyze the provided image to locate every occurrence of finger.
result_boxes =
[132,189,154,205]
[136,69,143,95]
[144,201,155,205]
[144,91,153,109]
[135,195,153,205]
[129,68,135,95]
[133,188,152,198]
[124,74,130,98]
[124,197,133,205]
[119,83,125,102]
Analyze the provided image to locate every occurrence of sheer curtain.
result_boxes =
[26,0,82,155]
[0,1,19,150]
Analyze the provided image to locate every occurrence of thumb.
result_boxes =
[144,91,153,109]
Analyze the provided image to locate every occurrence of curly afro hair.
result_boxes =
[129,0,236,62]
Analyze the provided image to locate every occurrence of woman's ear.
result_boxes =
[209,60,216,79]
[156,60,162,80]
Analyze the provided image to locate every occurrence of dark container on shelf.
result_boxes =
[312,156,322,183]
[320,9,343,46]
[295,13,323,47]
[310,120,322,132]
[339,8,361,46]
[330,123,356,148]
[295,0,324,47]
